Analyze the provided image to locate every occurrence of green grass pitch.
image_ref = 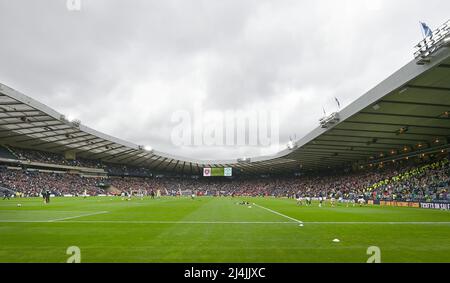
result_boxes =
[0,196,449,263]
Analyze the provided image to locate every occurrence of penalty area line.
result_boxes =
[252,203,303,224]
[47,211,109,222]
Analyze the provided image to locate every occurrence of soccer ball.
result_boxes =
[17,204,22,207]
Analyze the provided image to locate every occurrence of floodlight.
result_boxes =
[238,157,250,163]
[287,141,295,150]
[67,115,76,122]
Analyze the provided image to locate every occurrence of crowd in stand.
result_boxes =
[11,147,103,169]
[0,146,449,202]
[6,146,154,177]
[370,159,449,202]
[106,164,153,177]
[0,168,105,197]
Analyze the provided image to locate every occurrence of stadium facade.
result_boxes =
[1,21,450,176]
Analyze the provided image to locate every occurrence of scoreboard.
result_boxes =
[203,167,232,177]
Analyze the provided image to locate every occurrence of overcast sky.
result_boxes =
[0,0,449,160]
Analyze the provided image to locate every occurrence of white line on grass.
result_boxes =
[0,220,294,224]
[1,220,449,225]
[252,203,303,223]
[47,211,109,222]
[303,222,450,225]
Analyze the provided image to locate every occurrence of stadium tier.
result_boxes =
[0,145,448,203]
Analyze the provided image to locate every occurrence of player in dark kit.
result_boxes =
[2,192,11,200]
[150,190,155,199]
[43,190,50,204]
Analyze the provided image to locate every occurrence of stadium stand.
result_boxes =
[0,145,16,160]
[0,167,106,197]
[106,163,153,177]
[0,146,448,203]
[9,146,103,168]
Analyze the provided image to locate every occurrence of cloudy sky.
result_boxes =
[0,0,449,160]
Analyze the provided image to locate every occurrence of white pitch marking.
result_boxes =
[0,219,449,225]
[302,222,450,225]
[0,220,295,224]
[252,203,303,224]
[47,211,109,222]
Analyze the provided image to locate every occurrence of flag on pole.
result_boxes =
[322,107,326,117]
[335,97,341,109]
[420,22,433,38]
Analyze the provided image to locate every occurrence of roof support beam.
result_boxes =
[44,136,100,151]
[343,121,450,130]
[407,84,450,92]
[76,144,122,158]
[101,149,136,161]
[62,140,115,153]
[322,133,428,143]
[380,100,450,108]
[0,125,72,140]
[151,158,169,171]
[0,122,63,133]
[331,127,446,138]
[0,117,58,128]
[23,133,91,147]
[110,150,143,163]
[359,111,450,121]
[127,153,154,165]
[139,156,162,168]
[12,129,81,143]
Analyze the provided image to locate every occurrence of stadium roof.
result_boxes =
[1,28,450,175]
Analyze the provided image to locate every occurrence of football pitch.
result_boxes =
[0,197,449,263]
